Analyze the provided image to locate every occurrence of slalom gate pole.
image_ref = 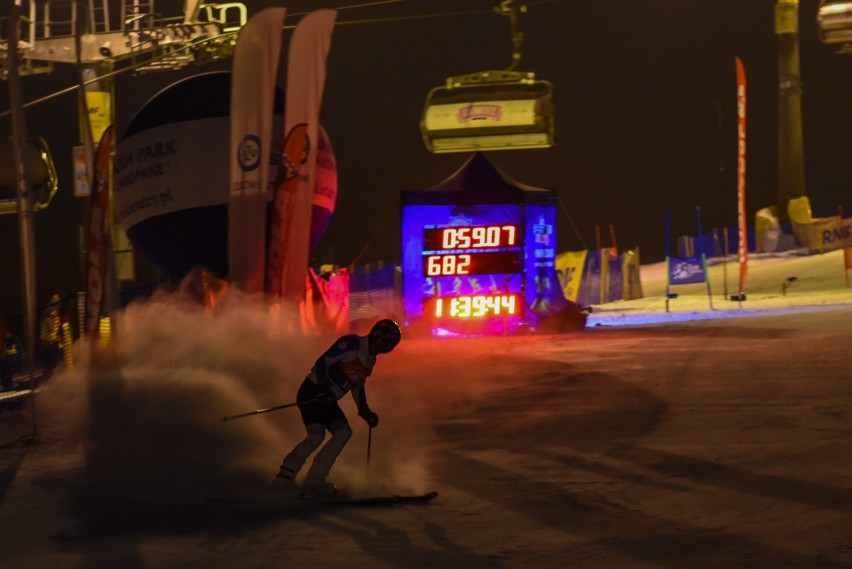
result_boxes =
[696,206,714,310]
[840,205,850,289]
[665,206,672,312]
[221,395,323,422]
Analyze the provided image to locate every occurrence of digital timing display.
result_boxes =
[422,251,521,276]
[423,224,521,251]
[404,196,557,333]
[424,294,520,319]
[422,224,523,277]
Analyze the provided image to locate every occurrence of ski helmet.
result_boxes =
[369,319,401,354]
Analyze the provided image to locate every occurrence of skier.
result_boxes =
[275,318,402,497]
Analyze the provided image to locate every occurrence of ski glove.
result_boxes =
[358,407,379,428]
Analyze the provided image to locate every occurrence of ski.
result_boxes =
[319,490,438,506]
[207,490,437,508]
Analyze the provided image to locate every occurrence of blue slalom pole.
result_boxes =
[695,207,714,310]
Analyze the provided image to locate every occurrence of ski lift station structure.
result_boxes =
[0,1,247,215]
[401,152,564,337]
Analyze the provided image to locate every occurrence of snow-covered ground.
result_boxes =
[589,248,852,326]
[1,249,851,568]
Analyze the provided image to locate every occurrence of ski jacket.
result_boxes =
[307,334,373,411]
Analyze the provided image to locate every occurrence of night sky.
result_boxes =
[2,0,852,317]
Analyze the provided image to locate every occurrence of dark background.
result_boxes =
[2,0,851,317]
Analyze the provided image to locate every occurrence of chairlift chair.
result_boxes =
[420,69,555,153]
[817,0,852,46]
[420,1,555,154]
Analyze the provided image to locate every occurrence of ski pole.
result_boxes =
[367,426,373,465]
[221,395,324,423]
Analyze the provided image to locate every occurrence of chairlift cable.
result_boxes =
[558,197,587,250]
[349,200,396,267]
[335,7,493,26]
[327,0,405,12]
[335,0,562,27]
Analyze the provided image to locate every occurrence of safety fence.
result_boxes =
[555,248,643,307]
[347,263,402,329]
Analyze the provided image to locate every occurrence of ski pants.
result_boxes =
[281,378,353,484]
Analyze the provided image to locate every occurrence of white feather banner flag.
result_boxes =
[229,7,286,294]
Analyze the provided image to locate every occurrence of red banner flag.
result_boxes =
[736,56,747,298]
[266,124,309,297]
[266,9,337,302]
[84,125,115,338]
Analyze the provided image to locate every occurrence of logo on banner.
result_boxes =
[279,147,301,183]
[266,124,311,295]
[669,257,705,285]
[457,104,502,123]
[238,134,261,172]
[277,125,310,184]
[533,216,553,245]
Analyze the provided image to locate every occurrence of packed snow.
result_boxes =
[1,249,851,568]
